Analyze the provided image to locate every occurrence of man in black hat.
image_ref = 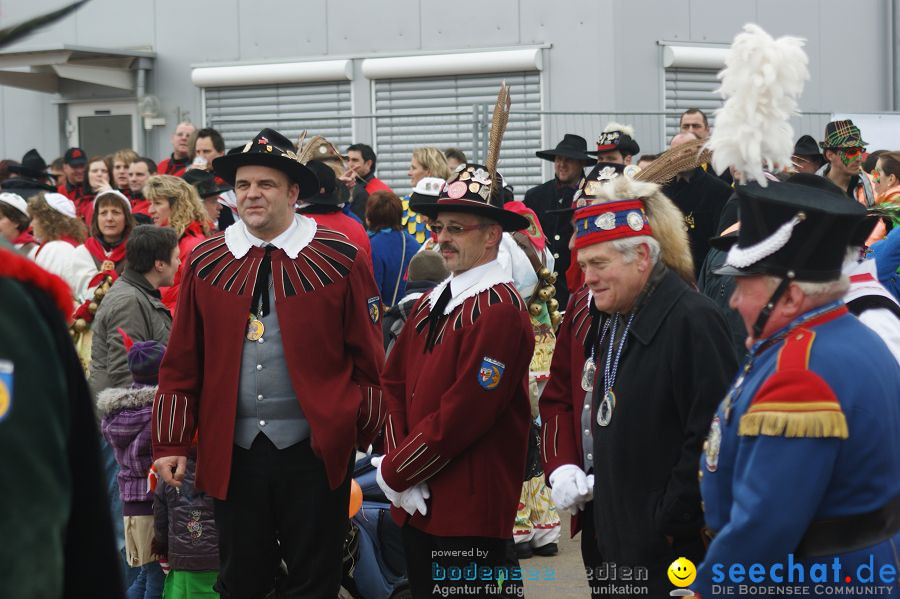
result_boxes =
[182,168,234,230]
[791,134,826,173]
[375,162,534,598]
[587,122,641,165]
[524,133,596,307]
[299,159,371,258]
[152,128,385,598]
[2,148,57,200]
[693,180,900,597]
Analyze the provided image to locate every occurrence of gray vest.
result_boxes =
[234,282,309,449]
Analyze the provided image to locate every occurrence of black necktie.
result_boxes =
[251,245,275,317]
[425,284,453,352]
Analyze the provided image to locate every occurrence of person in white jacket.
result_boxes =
[27,192,93,302]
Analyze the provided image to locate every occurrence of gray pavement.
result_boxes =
[522,518,591,598]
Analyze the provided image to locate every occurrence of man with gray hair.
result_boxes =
[539,164,736,597]
[693,179,900,597]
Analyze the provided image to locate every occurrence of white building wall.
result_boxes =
[0,0,890,166]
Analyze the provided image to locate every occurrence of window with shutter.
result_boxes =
[372,71,543,197]
[204,81,353,151]
[664,68,722,142]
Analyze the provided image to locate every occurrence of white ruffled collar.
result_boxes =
[429,259,513,315]
[223,214,316,259]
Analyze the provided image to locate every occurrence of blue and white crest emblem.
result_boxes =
[367,297,380,324]
[477,357,505,391]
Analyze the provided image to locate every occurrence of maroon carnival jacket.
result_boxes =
[380,260,533,538]
[538,285,593,536]
[152,217,385,499]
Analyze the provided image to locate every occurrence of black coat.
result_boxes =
[662,168,732,277]
[523,178,580,307]
[590,268,737,596]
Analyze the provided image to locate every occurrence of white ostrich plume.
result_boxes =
[706,23,809,186]
[603,122,635,137]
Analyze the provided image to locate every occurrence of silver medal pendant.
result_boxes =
[581,358,596,391]
[597,390,616,427]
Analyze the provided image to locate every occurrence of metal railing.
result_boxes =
[210,108,834,195]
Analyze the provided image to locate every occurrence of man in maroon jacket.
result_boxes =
[152,128,385,598]
[375,163,533,598]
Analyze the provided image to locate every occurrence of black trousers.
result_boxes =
[402,525,524,598]
[581,502,618,599]
[213,435,350,599]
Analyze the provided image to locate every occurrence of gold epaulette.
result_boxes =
[738,327,848,439]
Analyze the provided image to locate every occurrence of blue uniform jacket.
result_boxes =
[695,302,900,598]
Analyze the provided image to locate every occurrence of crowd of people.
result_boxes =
[1,65,899,599]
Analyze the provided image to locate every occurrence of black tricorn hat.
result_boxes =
[412,163,529,231]
[535,134,597,164]
[182,169,233,199]
[8,148,50,180]
[714,179,865,281]
[303,160,341,206]
[212,128,319,199]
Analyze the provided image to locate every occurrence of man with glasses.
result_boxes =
[374,162,534,598]
[818,119,876,208]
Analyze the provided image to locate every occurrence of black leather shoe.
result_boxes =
[532,543,558,557]
[514,542,533,559]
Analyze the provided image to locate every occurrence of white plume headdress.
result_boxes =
[706,24,809,186]
[603,121,635,138]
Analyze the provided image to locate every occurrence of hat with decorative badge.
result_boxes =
[545,162,627,217]
[587,122,640,157]
[212,128,319,198]
[571,168,695,284]
[412,83,530,232]
[819,119,867,150]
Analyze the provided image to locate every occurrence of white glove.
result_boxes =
[371,456,430,516]
[371,456,401,507]
[399,483,430,516]
[549,464,592,515]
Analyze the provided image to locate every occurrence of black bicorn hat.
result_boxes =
[411,163,529,232]
[714,178,866,282]
[8,148,51,181]
[181,169,234,199]
[212,128,319,199]
[535,134,597,164]
[588,127,640,157]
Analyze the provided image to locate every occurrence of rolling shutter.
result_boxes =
[372,71,542,196]
[204,81,352,151]
[664,68,722,141]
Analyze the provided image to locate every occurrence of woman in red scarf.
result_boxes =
[144,175,210,314]
[71,190,136,296]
